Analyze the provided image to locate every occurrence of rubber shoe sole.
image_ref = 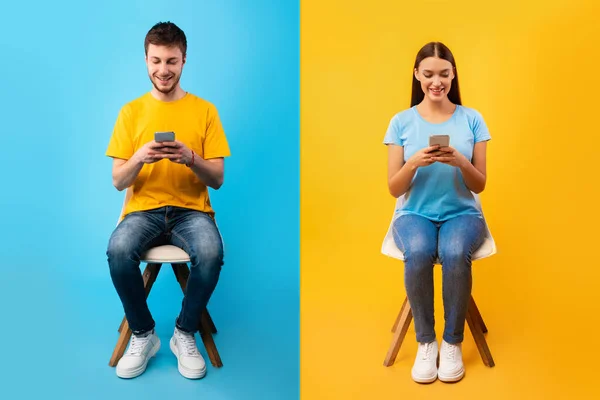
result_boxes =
[412,370,438,384]
[170,338,207,379]
[116,339,161,379]
[438,366,465,382]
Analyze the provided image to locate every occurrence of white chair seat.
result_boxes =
[381,193,497,263]
[141,245,191,264]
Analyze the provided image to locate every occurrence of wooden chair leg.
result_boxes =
[468,295,488,333]
[466,296,495,367]
[200,310,223,367]
[110,318,133,367]
[172,263,189,293]
[384,296,413,367]
[206,309,218,334]
[391,297,409,333]
[172,263,223,368]
[109,263,162,367]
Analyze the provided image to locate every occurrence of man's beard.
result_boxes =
[151,73,181,94]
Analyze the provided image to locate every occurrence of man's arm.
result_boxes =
[189,156,224,190]
[159,141,225,190]
[112,158,143,191]
[111,141,166,191]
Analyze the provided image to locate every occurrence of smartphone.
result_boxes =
[155,131,175,142]
[429,134,449,147]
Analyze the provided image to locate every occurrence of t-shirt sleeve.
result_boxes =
[383,115,404,146]
[472,110,491,143]
[203,104,231,159]
[106,105,134,160]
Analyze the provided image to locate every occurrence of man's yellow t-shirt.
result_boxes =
[106,92,231,217]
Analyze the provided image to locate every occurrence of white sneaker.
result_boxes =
[170,327,207,379]
[116,330,161,379]
[438,340,465,382]
[411,340,438,383]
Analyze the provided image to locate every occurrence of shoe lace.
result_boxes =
[126,334,150,356]
[177,331,201,356]
[420,342,434,360]
[444,343,456,360]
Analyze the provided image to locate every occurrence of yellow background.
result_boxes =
[301,0,600,398]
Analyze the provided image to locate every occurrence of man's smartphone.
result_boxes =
[155,131,175,142]
[429,134,450,147]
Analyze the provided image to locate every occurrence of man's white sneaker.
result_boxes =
[438,340,465,382]
[411,340,438,383]
[116,330,161,379]
[170,327,207,379]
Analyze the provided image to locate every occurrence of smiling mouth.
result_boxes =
[430,87,444,95]
[156,76,172,84]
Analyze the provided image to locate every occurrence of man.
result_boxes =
[105,21,230,380]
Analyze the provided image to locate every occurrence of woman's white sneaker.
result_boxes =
[170,327,207,379]
[438,340,465,382]
[411,340,438,383]
[116,330,161,379]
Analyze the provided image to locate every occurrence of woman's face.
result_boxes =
[414,57,455,103]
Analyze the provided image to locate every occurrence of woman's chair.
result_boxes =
[108,188,223,368]
[381,192,496,367]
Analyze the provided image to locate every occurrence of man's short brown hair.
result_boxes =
[144,21,187,57]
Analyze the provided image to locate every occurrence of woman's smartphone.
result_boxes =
[429,134,449,147]
[155,131,175,142]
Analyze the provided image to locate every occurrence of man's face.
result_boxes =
[145,44,186,95]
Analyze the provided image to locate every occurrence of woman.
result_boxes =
[383,42,491,383]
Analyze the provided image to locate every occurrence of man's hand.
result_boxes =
[112,140,166,191]
[158,141,193,166]
[133,141,170,164]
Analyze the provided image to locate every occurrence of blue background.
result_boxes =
[0,1,299,399]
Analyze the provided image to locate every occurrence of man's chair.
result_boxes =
[108,188,223,368]
[381,193,496,368]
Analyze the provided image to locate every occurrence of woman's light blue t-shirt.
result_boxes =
[383,105,491,222]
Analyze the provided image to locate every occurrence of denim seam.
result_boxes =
[170,231,192,331]
[391,220,406,256]
[130,231,165,263]
[116,212,166,263]
[171,231,192,260]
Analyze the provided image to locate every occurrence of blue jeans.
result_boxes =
[392,214,485,344]
[107,206,223,335]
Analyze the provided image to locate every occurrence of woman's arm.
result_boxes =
[388,144,440,197]
[432,141,488,193]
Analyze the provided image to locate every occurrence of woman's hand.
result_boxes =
[406,145,444,169]
[431,146,468,168]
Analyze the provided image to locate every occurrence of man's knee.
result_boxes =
[107,231,139,272]
[189,238,224,274]
[194,242,223,265]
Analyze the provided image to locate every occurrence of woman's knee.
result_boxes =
[393,215,437,262]
[439,247,472,277]
[404,238,436,263]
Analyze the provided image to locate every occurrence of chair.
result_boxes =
[381,192,496,368]
[108,188,223,368]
